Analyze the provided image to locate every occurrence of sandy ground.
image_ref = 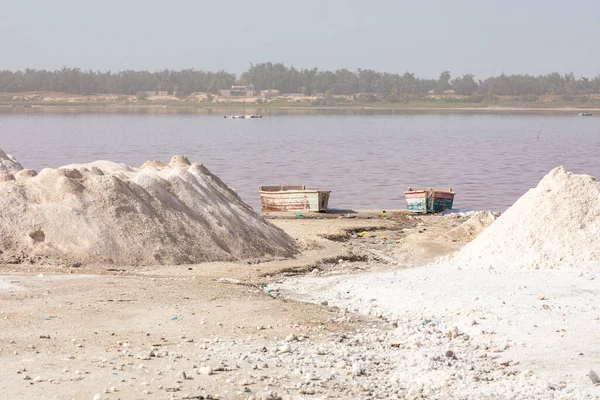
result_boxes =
[0,272,368,400]
[0,210,441,400]
[276,266,600,398]
[2,211,597,399]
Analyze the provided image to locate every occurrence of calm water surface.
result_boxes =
[1,112,599,211]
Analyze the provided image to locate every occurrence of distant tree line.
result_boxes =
[2,63,600,100]
[0,68,236,96]
[240,63,600,99]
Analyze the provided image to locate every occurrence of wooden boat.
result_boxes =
[404,187,455,213]
[259,185,331,212]
[578,112,593,116]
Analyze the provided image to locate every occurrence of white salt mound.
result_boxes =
[0,154,297,266]
[0,148,23,174]
[451,166,600,271]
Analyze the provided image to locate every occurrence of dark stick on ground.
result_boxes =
[536,118,547,140]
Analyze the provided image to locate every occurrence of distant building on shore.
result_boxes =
[219,85,256,97]
[332,94,355,101]
[139,90,169,97]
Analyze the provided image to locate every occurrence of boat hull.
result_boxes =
[405,189,455,213]
[259,189,331,212]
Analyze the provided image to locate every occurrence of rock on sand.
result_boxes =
[0,148,23,175]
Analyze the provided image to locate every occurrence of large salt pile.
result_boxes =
[451,166,600,271]
[0,153,297,266]
[0,148,23,175]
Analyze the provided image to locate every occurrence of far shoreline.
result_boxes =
[0,103,598,115]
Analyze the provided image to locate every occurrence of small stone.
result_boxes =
[39,334,51,339]
[445,350,455,358]
[445,327,459,338]
[92,394,102,400]
[351,363,364,376]
[320,300,328,306]
[199,366,213,376]
[177,370,188,380]
[278,343,292,354]
[285,334,297,342]
[589,370,600,385]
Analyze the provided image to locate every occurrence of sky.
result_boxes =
[1,0,599,79]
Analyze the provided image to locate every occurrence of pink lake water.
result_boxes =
[1,111,599,212]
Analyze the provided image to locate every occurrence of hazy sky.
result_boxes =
[1,0,599,79]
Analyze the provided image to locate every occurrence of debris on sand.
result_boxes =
[0,154,297,266]
[446,210,498,242]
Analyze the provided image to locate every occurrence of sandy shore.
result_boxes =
[1,104,599,114]
[1,211,598,399]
